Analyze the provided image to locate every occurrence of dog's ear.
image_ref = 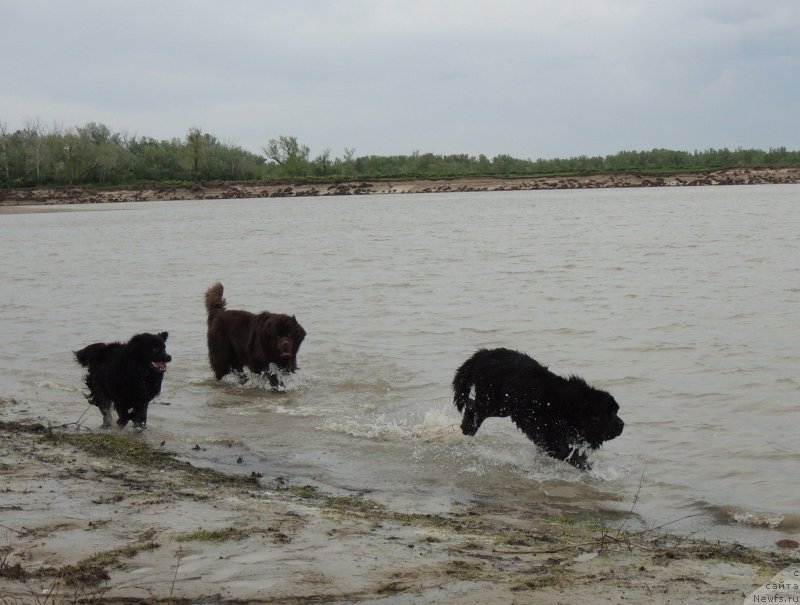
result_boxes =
[159,332,169,342]
[293,317,306,347]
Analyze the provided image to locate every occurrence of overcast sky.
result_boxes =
[2,1,799,160]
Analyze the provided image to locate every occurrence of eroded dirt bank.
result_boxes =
[2,167,799,208]
[1,406,797,604]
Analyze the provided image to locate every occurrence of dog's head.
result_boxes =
[563,377,624,450]
[254,314,306,371]
[127,332,172,373]
[525,377,623,469]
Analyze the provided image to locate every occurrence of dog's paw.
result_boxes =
[565,448,591,470]
[266,364,286,391]
[100,410,113,429]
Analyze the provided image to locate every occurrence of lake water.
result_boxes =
[1,185,798,548]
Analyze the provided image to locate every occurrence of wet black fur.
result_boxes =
[452,348,624,469]
[74,332,171,429]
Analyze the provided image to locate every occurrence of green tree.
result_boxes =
[22,119,48,184]
[127,136,185,181]
[0,120,9,186]
[185,127,212,180]
[263,135,310,177]
[312,148,332,176]
[58,126,97,185]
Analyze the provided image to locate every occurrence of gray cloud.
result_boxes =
[2,0,798,159]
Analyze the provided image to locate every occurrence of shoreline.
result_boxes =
[2,167,800,208]
[1,407,798,603]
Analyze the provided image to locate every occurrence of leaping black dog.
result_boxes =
[452,348,624,469]
[75,332,171,429]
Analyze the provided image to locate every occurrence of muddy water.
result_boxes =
[1,185,798,548]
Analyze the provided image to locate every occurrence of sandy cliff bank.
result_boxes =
[2,167,799,208]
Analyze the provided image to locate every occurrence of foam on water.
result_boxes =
[325,407,464,443]
[731,511,785,529]
[36,379,81,393]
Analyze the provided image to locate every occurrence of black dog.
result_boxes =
[452,348,624,469]
[75,332,171,429]
[205,283,306,390]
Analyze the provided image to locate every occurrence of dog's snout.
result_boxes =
[460,420,478,436]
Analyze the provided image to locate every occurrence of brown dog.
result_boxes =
[204,283,306,389]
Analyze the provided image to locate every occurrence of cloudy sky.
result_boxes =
[2,1,799,160]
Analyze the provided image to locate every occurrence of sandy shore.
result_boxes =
[1,398,798,604]
[2,167,800,209]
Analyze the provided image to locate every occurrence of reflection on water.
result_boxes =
[1,185,798,547]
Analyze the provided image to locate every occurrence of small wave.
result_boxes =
[587,461,626,483]
[461,327,504,335]
[778,514,800,530]
[413,409,465,443]
[539,327,597,336]
[333,377,394,393]
[473,441,597,484]
[322,408,464,445]
[209,371,308,393]
[651,344,697,352]
[205,436,246,448]
[601,375,649,386]
[321,406,629,486]
[185,374,220,386]
[731,511,784,529]
[36,380,81,393]
[710,504,798,530]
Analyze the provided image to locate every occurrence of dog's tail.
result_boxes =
[451,356,477,413]
[205,282,227,324]
[74,343,114,368]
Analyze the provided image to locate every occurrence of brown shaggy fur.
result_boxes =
[205,283,306,387]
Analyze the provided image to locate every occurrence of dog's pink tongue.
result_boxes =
[152,361,167,371]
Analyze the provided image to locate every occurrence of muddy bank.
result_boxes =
[1,403,797,604]
[2,167,799,208]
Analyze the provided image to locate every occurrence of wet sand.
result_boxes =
[2,167,800,210]
[1,398,797,604]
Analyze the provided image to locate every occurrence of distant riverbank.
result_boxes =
[1,167,799,208]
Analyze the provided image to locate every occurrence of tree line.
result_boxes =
[1,119,799,188]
